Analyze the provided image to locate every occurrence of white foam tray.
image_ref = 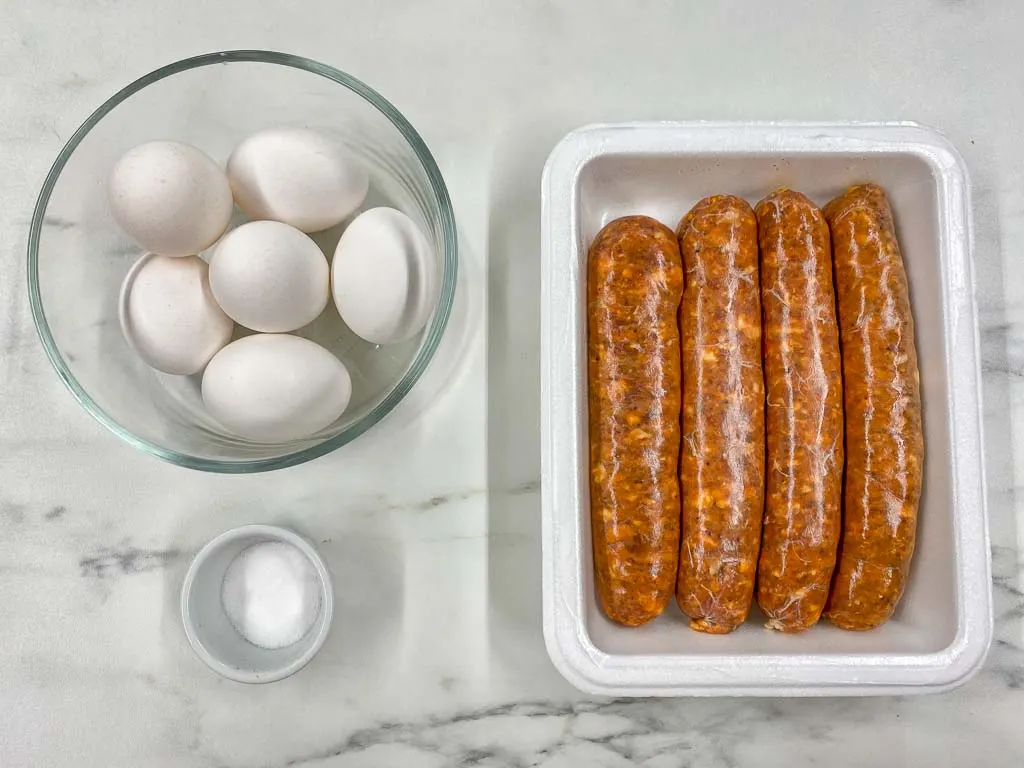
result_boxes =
[540,122,992,696]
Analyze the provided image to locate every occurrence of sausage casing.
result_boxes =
[675,196,765,634]
[588,215,684,627]
[754,190,844,632]
[822,184,924,631]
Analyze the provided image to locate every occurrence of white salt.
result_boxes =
[221,541,321,649]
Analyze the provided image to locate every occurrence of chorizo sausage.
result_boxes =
[754,189,844,632]
[588,215,684,627]
[822,184,923,631]
[675,196,765,634]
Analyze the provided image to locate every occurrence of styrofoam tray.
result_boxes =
[540,122,991,696]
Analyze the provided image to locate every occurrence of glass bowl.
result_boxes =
[28,51,457,472]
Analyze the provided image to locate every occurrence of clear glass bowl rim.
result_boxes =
[27,50,458,473]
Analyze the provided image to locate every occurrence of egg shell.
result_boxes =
[227,127,369,233]
[209,220,330,333]
[108,141,233,257]
[201,334,352,443]
[331,207,439,345]
[119,254,234,375]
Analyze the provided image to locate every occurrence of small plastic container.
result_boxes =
[540,122,991,696]
[181,524,334,683]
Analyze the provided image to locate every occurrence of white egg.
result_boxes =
[119,254,234,375]
[201,334,352,443]
[109,141,233,256]
[209,220,329,333]
[227,127,369,233]
[331,207,439,345]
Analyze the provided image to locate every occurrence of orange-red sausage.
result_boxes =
[675,196,765,634]
[588,216,684,626]
[823,184,923,631]
[755,189,844,633]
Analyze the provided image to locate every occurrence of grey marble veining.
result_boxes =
[3,1,1024,766]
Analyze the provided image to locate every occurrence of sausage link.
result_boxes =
[823,184,923,631]
[675,196,765,634]
[754,190,844,632]
[588,215,684,627]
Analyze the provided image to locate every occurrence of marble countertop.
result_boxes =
[2,1,1023,765]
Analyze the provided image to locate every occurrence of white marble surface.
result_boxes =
[1,1,1023,765]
